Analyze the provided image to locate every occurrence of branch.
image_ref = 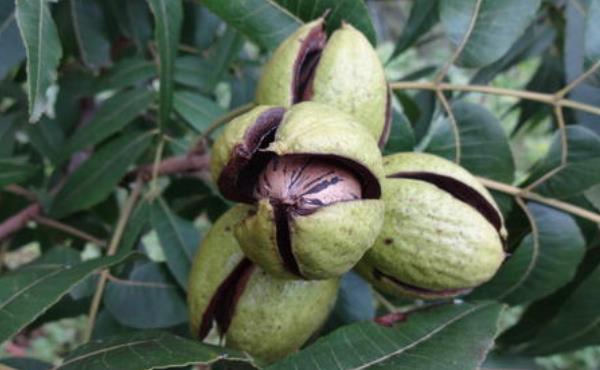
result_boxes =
[84,179,144,342]
[34,215,106,247]
[477,177,600,224]
[390,81,600,116]
[0,204,41,241]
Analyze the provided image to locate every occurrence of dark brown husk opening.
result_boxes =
[372,268,472,298]
[272,202,303,277]
[217,108,285,203]
[293,23,327,103]
[387,171,504,239]
[198,258,255,340]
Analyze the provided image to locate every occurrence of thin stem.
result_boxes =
[434,0,482,83]
[435,89,462,163]
[390,81,600,116]
[201,103,256,140]
[34,215,106,247]
[3,185,36,201]
[553,105,569,165]
[150,136,166,195]
[84,179,144,342]
[556,59,600,98]
[477,177,600,224]
[522,165,565,193]
[373,290,399,313]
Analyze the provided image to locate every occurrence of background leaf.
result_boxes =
[50,131,153,218]
[15,0,63,122]
[0,157,37,187]
[267,302,503,370]
[439,0,541,68]
[55,331,250,370]
[0,2,25,79]
[584,0,600,85]
[0,251,131,344]
[425,101,515,183]
[470,203,586,305]
[147,0,182,130]
[104,262,188,329]
[150,198,201,289]
[390,0,438,60]
[70,0,111,70]
[275,0,376,45]
[61,88,154,159]
[173,90,225,133]
[201,0,301,51]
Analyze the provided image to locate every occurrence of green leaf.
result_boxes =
[106,0,152,52]
[147,0,182,130]
[96,57,156,92]
[0,112,21,158]
[0,357,52,370]
[0,157,37,187]
[390,0,438,60]
[173,90,225,133]
[104,262,188,329]
[26,117,65,164]
[174,56,213,93]
[70,0,111,70]
[201,0,302,51]
[50,131,153,218]
[55,331,250,370]
[383,107,416,154]
[523,260,600,355]
[0,251,131,344]
[470,203,586,305]
[480,353,538,370]
[425,101,515,183]
[267,301,503,370]
[119,199,151,254]
[524,126,600,199]
[0,2,25,79]
[151,198,201,289]
[439,0,541,68]
[512,55,563,134]
[62,88,154,159]
[15,0,63,122]
[471,22,555,85]
[275,0,376,45]
[206,27,244,89]
[584,0,600,86]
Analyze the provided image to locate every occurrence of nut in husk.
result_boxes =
[256,18,391,147]
[210,102,385,280]
[356,152,507,299]
[188,205,339,363]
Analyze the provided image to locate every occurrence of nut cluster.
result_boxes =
[188,18,507,363]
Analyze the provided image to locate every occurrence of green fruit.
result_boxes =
[256,19,390,147]
[356,152,507,299]
[211,102,385,280]
[188,205,339,363]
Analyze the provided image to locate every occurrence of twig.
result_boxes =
[201,103,256,140]
[555,59,600,98]
[3,185,36,201]
[33,215,106,247]
[84,179,144,342]
[434,0,482,83]
[0,204,41,242]
[477,177,600,224]
[435,89,462,163]
[373,290,400,313]
[390,81,600,116]
[127,152,211,182]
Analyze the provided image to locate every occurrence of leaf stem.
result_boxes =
[477,177,600,224]
[390,81,600,116]
[201,102,256,140]
[83,179,144,342]
[34,215,106,247]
